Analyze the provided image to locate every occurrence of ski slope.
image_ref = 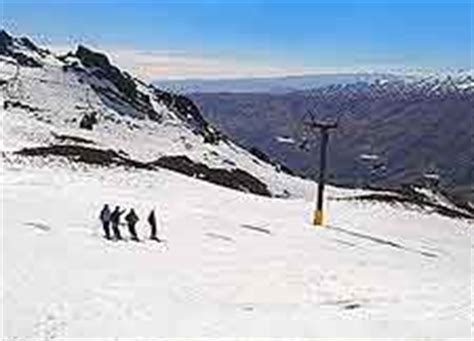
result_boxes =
[1,32,473,339]
[2,156,472,339]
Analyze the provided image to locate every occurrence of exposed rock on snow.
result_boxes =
[14,144,155,170]
[0,30,45,68]
[153,155,271,196]
[153,87,223,144]
[14,145,272,196]
[335,186,474,220]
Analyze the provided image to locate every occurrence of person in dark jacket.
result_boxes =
[125,208,140,241]
[147,209,160,241]
[99,204,111,239]
[110,206,125,240]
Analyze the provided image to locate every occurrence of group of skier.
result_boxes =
[99,204,161,242]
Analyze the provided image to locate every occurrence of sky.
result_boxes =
[2,0,472,80]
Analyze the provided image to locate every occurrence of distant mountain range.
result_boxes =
[189,73,474,204]
[154,72,471,94]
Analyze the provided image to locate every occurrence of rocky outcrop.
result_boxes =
[74,45,158,120]
[151,155,271,197]
[15,145,154,170]
[14,145,272,197]
[335,185,474,220]
[76,45,138,100]
[0,30,43,67]
[153,88,223,144]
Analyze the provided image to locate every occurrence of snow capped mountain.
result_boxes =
[381,71,474,96]
[0,30,309,198]
[297,70,474,100]
[155,69,474,95]
[2,31,473,339]
[190,68,474,205]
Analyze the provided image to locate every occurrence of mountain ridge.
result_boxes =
[155,70,474,94]
[189,75,474,204]
[0,30,301,197]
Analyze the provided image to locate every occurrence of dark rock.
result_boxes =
[79,112,98,130]
[151,155,271,197]
[0,30,43,67]
[76,45,137,99]
[279,164,294,175]
[15,145,153,170]
[14,145,271,196]
[344,303,361,310]
[4,100,41,112]
[0,30,14,54]
[153,88,223,144]
[75,45,160,120]
[18,37,50,57]
[250,146,272,163]
[335,186,474,220]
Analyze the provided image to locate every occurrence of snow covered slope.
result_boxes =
[0,30,309,198]
[3,152,472,339]
[2,31,473,339]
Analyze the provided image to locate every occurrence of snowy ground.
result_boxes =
[2,159,472,339]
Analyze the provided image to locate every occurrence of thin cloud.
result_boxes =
[50,44,347,81]
[49,45,446,81]
[99,48,322,81]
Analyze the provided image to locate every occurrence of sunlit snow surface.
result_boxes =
[2,160,472,339]
[1,54,473,339]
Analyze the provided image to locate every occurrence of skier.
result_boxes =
[99,204,111,239]
[125,208,140,241]
[110,206,125,240]
[147,209,159,241]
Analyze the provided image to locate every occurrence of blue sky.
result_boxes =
[2,1,472,79]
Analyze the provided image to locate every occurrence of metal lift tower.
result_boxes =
[305,120,338,226]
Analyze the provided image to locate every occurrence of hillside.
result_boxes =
[2,31,473,339]
[0,30,309,198]
[189,75,474,204]
[3,155,473,339]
